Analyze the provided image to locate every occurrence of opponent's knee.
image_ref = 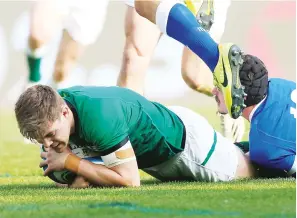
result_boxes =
[134,1,148,19]
[119,42,148,95]
[123,33,154,65]
[134,0,159,23]
[120,44,150,79]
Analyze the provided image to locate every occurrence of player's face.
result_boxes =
[38,108,72,152]
[212,87,228,114]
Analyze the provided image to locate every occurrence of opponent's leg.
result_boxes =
[135,0,245,118]
[181,47,214,96]
[135,0,219,72]
[180,0,245,141]
[51,0,108,88]
[180,0,215,96]
[26,0,63,88]
[117,5,162,95]
[52,30,85,88]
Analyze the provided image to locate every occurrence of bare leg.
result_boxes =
[29,0,63,50]
[134,0,161,24]
[117,6,162,95]
[181,47,214,96]
[27,0,63,85]
[52,30,85,85]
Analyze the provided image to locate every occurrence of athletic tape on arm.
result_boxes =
[101,140,136,168]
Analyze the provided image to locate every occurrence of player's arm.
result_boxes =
[72,138,140,187]
[42,137,140,188]
[42,100,140,187]
[66,100,140,187]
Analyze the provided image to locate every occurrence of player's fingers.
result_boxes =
[43,167,52,176]
[40,152,47,159]
[39,160,48,168]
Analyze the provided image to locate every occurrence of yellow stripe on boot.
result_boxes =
[184,0,202,16]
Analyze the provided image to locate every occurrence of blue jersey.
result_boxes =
[249,78,296,172]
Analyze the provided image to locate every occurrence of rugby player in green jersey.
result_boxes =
[15,85,255,188]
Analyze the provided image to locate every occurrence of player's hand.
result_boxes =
[69,176,90,189]
[39,147,71,176]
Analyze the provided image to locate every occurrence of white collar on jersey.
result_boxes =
[249,96,267,122]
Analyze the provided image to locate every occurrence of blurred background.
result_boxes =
[0,1,295,110]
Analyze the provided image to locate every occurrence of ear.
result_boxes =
[61,104,69,118]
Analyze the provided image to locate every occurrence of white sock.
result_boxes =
[27,45,48,58]
[155,0,183,34]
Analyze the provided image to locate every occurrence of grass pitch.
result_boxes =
[0,110,296,218]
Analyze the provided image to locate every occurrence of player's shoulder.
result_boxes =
[269,78,295,91]
[59,86,119,117]
[59,86,129,101]
[266,78,295,102]
[58,85,114,95]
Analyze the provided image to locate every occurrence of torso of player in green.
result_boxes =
[59,86,185,168]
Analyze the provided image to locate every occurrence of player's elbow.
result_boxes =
[122,182,140,188]
[120,176,140,187]
[129,178,141,187]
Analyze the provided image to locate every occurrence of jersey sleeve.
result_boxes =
[82,99,129,155]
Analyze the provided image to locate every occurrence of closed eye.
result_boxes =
[45,131,55,138]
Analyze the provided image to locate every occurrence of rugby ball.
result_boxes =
[40,144,104,184]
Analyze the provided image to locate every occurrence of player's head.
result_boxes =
[239,54,269,107]
[15,85,72,151]
[214,54,269,114]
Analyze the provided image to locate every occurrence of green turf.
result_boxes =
[0,110,295,218]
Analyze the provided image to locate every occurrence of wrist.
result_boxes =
[64,153,82,173]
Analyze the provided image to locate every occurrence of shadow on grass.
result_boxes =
[1,201,295,218]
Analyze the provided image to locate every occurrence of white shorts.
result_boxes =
[143,106,239,182]
[57,0,109,45]
[124,0,230,42]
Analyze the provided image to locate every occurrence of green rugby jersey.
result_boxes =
[58,86,185,168]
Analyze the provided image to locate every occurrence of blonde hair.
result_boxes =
[15,85,65,142]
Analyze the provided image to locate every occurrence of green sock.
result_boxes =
[234,141,250,153]
[27,55,41,82]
